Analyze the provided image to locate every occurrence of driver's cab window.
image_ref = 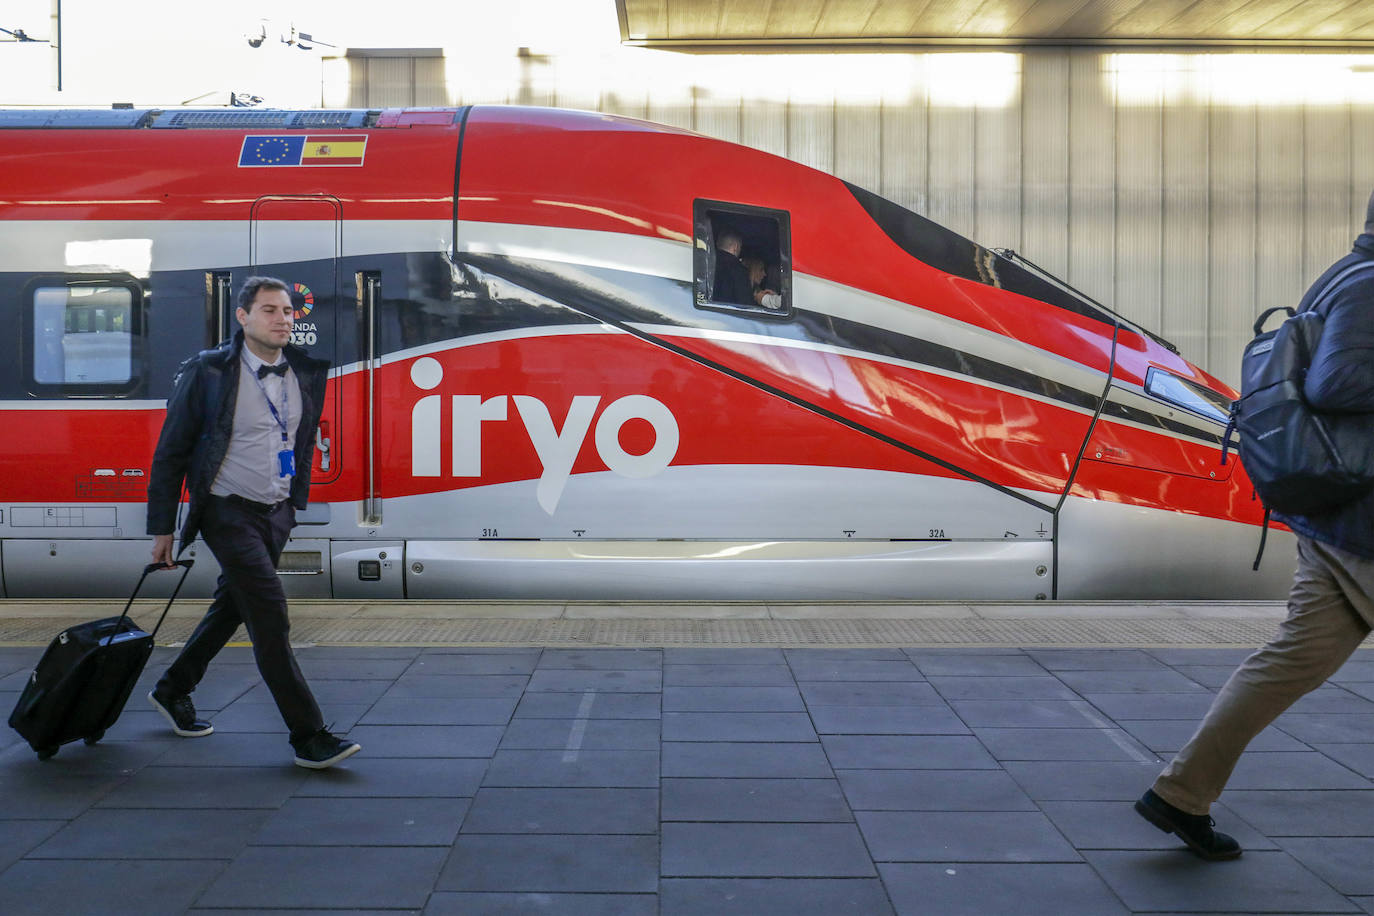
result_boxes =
[693,199,792,319]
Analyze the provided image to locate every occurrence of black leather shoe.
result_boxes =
[292,729,361,769]
[148,689,213,737]
[1135,789,1242,860]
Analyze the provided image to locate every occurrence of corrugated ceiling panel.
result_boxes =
[766,0,830,38]
[1304,108,1352,284]
[1021,51,1070,277]
[835,105,884,200]
[603,88,651,120]
[365,58,414,108]
[621,0,669,40]
[741,98,789,158]
[975,100,1022,252]
[414,59,448,107]
[787,102,835,175]
[921,0,997,37]
[646,81,695,130]
[926,102,977,239]
[719,0,770,39]
[879,92,928,215]
[695,92,743,144]
[866,2,930,36]
[1353,105,1374,237]
[1207,104,1257,384]
[1114,95,1163,331]
[1255,107,1305,319]
[1068,53,1116,311]
[620,1,1374,45]
[821,0,882,37]
[1161,101,1211,362]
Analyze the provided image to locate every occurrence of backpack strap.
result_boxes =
[1253,306,1295,336]
[1303,260,1374,317]
[1252,506,1271,572]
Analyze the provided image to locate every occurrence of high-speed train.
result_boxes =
[0,105,1293,601]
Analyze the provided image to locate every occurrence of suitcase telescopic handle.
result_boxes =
[143,559,195,577]
[104,559,196,647]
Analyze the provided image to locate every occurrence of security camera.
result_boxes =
[245,22,266,48]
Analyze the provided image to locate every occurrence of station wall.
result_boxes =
[337,47,1374,387]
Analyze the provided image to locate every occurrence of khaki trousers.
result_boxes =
[1152,535,1374,815]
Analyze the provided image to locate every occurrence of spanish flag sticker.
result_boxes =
[301,135,367,166]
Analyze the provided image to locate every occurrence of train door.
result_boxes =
[245,196,345,596]
[247,196,344,487]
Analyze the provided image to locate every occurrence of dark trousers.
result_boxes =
[156,495,323,743]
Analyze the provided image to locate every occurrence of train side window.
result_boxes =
[693,199,792,319]
[24,278,143,397]
[1144,367,1231,424]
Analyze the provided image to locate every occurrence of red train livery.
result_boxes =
[0,105,1292,600]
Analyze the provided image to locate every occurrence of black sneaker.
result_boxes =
[292,729,361,769]
[1135,789,1242,861]
[148,689,213,737]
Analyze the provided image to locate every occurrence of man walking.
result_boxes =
[145,276,360,769]
[1135,193,1374,859]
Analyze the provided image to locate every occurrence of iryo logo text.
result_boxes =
[409,356,680,514]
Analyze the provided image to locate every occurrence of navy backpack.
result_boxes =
[1223,262,1374,564]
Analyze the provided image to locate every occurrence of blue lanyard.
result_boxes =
[248,362,290,445]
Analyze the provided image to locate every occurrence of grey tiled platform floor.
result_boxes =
[2,643,1374,914]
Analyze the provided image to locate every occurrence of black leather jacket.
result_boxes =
[1273,233,1374,557]
[712,249,755,306]
[146,331,329,547]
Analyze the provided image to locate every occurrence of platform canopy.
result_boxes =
[614,0,1374,47]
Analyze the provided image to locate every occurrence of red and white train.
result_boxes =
[0,105,1293,600]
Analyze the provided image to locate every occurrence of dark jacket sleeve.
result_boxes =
[287,353,331,510]
[1305,274,1374,413]
[146,358,205,535]
[712,252,755,307]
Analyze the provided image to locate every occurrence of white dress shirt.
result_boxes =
[210,347,302,505]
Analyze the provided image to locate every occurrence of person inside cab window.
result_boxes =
[741,256,783,310]
[712,229,755,306]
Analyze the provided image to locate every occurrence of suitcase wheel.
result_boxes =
[36,745,59,761]
[84,731,105,746]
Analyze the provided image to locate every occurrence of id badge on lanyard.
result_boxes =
[277,447,295,478]
[253,367,294,479]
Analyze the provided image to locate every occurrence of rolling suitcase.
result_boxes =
[8,559,194,760]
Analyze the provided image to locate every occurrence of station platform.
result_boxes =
[0,597,1296,649]
[1,599,1372,914]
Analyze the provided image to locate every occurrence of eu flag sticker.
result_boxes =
[239,135,305,167]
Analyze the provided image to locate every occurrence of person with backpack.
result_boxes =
[1135,191,1374,860]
